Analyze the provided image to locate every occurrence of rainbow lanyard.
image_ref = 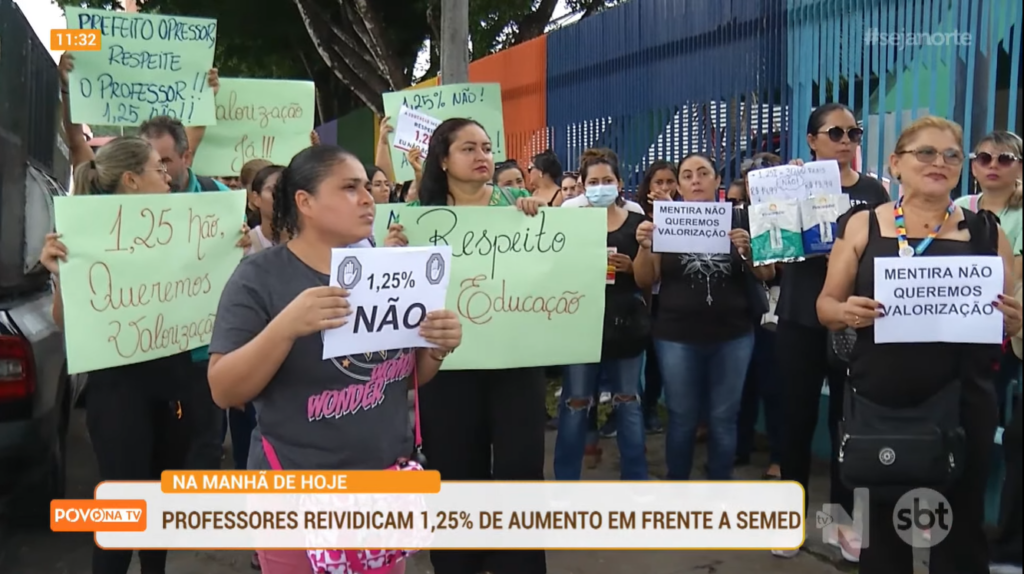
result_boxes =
[894,196,954,257]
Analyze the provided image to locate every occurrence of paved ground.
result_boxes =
[0,410,880,574]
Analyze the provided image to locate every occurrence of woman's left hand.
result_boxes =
[609,252,633,273]
[207,68,220,96]
[419,310,462,352]
[516,196,543,216]
[729,228,752,258]
[995,293,1022,337]
[236,224,252,249]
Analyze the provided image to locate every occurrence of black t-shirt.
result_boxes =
[776,173,890,328]
[608,211,645,298]
[653,206,752,343]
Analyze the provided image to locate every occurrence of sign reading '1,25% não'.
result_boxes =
[322,246,453,359]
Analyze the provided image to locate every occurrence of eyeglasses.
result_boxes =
[970,151,1021,168]
[897,147,965,166]
[147,165,168,174]
[817,126,864,143]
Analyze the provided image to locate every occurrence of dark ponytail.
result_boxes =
[271,145,355,242]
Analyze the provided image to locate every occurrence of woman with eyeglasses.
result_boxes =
[527,149,566,206]
[494,159,527,189]
[634,153,775,482]
[816,116,1022,574]
[772,103,891,561]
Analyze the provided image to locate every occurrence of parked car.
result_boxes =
[0,0,74,525]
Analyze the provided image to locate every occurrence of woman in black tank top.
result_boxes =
[817,117,1022,573]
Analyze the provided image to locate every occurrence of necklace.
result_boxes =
[894,196,954,257]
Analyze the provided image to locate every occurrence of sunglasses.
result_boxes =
[898,147,965,166]
[970,151,1021,168]
[817,126,864,143]
[741,157,782,172]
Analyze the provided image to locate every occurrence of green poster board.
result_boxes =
[191,78,315,176]
[377,206,605,370]
[382,83,505,183]
[54,191,246,373]
[64,7,217,126]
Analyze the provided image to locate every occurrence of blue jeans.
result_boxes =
[656,330,755,480]
[554,356,648,480]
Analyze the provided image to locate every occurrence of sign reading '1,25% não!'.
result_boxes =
[322,246,453,359]
[53,191,247,374]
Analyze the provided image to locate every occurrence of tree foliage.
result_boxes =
[64,0,622,118]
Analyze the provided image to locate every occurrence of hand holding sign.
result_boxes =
[996,292,1022,336]
[279,286,351,339]
[393,106,441,153]
[839,296,886,329]
[636,221,654,250]
[418,310,462,354]
[40,233,68,275]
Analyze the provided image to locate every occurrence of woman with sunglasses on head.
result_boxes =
[527,149,566,207]
[635,160,680,433]
[817,116,1022,574]
[494,159,527,189]
[772,103,890,561]
[730,154,785,481]
[560,172,580,199]
[385,118,547,574]
[366,165,393,205]
[634,153,775,482]
[553,150,649,481]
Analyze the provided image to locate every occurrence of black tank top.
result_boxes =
[847,207,991,409]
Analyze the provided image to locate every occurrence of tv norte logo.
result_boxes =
[816,488,953,549]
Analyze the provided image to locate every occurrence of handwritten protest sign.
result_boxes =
[323,246,452,358]
[191,78,314,176]
[393,106,441,153]
[383,83,505,182]
[374,206,606,369]
[54,191,246,373]
[873,255,1004,344]
[747,160,842,204]
[652,201,732,254]
[64,8,218,127]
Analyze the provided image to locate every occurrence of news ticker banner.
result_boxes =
[52,472,806,550]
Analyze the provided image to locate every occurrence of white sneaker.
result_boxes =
[599,392,611,403]
[771,548,800,558]
[990,565,1023,574]
[828,525,861,563]
[554,387,562,398]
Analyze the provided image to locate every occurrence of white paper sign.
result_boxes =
[322,246,452,359]
[652,201,732,254]
[393,106,442,152]
[747,160,842,204]
[873,255,1004,344]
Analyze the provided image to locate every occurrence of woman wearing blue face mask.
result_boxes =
[633,153,776,481]
[553,149,649,480]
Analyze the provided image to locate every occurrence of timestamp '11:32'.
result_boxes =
[51,29,102,51]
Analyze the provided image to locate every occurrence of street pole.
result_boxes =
[440,0,469,84]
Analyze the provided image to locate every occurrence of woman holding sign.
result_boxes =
[553,150,649,481]
[816,116,1022,573]
[385,118,548,574]
[633,153,775,483]
[40,137,197,574]
[208,145,463,574]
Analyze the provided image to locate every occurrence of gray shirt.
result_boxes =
[210,243,414,471]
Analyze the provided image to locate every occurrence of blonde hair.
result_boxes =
[240,159,272,189]
[72,137,154,195]
[974,130,1023,209]
[894,116,964,156]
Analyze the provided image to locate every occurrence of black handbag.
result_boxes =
[828,328,857,368]
[838,381,966,499]
[601,292,650,360]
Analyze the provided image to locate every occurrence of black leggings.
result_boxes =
[776,320,852,515]
[86,355,217,574]
[421,368,548,574]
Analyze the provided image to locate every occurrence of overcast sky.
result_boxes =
[15,0,577,68]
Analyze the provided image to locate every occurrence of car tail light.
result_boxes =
[0,335,36,401]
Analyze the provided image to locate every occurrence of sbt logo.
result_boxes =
[54,507,143,523]
[816,488,952,549]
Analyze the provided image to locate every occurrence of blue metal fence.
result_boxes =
[546,0,1022,198]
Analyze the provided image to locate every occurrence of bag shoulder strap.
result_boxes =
[195,175,221,192]
[970,193,981,212]
[964,207,1000,255]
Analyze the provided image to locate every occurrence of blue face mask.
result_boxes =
[585,184,619,208]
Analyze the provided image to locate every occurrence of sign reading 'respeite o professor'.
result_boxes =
[191,78,315,176]
[373,206,607,370]
[54,191,247,374]
[64,7,218,126]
